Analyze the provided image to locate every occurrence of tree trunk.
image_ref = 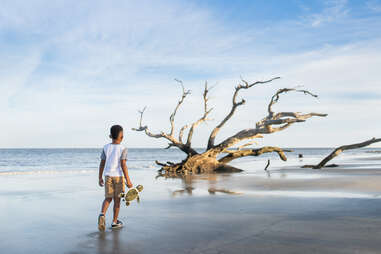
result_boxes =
[157,152,243,177]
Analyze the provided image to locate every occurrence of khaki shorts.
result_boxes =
[105,176,125,198]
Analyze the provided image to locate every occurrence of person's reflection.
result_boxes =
[96,229,121,254]
[112,229,121,253]
[97,232,107,254]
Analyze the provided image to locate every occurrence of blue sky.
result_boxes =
[0,0,381,148]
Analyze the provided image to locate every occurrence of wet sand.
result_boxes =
[2,157,381,254]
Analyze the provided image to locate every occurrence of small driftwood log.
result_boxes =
[302,137,381,169]
[264,159,270,171]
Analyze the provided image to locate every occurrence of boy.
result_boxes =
[98,125,133,231]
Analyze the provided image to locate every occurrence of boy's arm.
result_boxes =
[121,159,133,188]
[98,160,106,186]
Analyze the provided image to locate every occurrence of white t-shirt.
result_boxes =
[100,143,128,177]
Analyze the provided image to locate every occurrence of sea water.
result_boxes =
[1,147,381,175]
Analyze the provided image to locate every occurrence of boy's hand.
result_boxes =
[126,181,133,188]
[99,178,104,187]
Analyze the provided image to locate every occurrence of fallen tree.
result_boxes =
[132,77,327,176]
[302,137,381,169]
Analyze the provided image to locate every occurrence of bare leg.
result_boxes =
[101,197,113,214]
[113,197,121,223]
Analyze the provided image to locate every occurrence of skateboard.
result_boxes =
[119,185,143,206]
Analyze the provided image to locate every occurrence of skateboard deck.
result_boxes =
[119,185,143,206]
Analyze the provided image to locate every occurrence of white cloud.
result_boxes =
[302,0,349,27]
[367,0,381,12]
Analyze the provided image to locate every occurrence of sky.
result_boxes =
[0,0,381,148]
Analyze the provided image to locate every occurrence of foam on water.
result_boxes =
[0,169,97,176]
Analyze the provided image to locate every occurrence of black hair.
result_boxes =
[110,125,123,139]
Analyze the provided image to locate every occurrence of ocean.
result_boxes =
[1,147,380,175]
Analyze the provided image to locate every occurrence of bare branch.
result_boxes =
[268,88,318,117]
[218,146,292,164]
[169,79,191,136]
[258,112,328,132]
[179,124,190,143]
[185,82,213,147]
[131,107,163,138]
[212,87,327,153]
[137,106,146,128]
[155,160,168,167]
[131,79,203,156]
[132,106,198,155]
[207,77,280,150]
[237,139,262,150]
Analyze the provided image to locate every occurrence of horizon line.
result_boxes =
[1,146,381,149]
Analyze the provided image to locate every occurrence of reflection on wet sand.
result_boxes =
[160,172,243,196]
[172,186,194,196]
[208,188,241,195]
[157,162,381,199]
[79,229,124,254]
[96,232,106,254]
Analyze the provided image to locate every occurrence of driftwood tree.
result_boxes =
[132,78,327,176]
[302,137,381,169]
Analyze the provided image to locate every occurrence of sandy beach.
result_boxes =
[2,151,381,254]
